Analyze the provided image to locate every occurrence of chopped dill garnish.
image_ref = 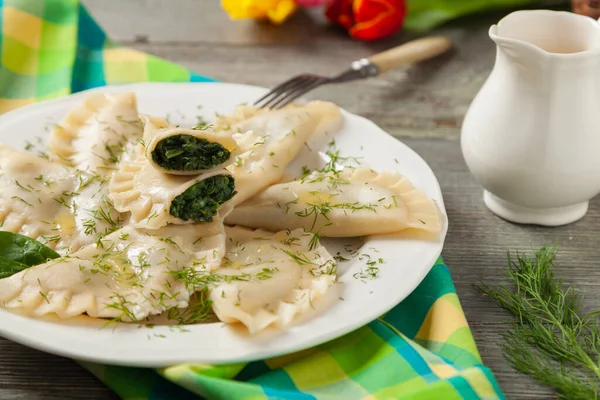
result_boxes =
[116,115,141,128]
[301,165,312,177]
[104,143,122,164]
[93,201,121,233]
[282,249,317,266]
[159,237,184,254]
[53,196,69,207]
[295,202,376,232]
[282,236,300,247]
[334,253,350,263]
[39,291,50,304]
[168,289,214,325]
[12,196,33,207]
[253,136,267,147]
[14,181,31,192]
[353,266,379,279]
[147,211,160,222]
[106,293,137,325]
[82,218,96,236]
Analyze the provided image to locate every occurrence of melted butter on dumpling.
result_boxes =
[210,226,337,334]
[0,224,226,322]
[221,101,342,206]
[60,174,125,254]
[0,143,130,255]
[0,144,76,248]
[226,167,444,237]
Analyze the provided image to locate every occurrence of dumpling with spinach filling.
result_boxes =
[108,142,237,230]
[140,115,240,176]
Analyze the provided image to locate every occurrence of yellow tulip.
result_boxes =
[221,0,298,24]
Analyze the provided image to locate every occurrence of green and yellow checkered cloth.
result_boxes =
[0,1,506,399]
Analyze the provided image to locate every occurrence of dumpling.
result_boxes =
[0,143,75,248]
[209,226,337,334]
[140,115,239,175]
[48,92,142,176]
[109,144,237,230]
[59,173,126,254]
[0,143,130,255]
[221,101,342,206]
[0,224,226,322]
[225,167,444,237]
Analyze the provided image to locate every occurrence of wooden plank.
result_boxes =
[118,39,490,141]
[82,0,500,141]
[82,0,347,45]
[0,337,118,399]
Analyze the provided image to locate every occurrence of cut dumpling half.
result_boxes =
[222,101,342,206]
[226,167,444,237]
[140,115,240,176]
[210,226,337,334]
[0,143,75,249]
[109,144,237,230]
[0,224,226,322]
[48,92,142,176]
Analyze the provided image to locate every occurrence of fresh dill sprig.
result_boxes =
[475,246,600,399]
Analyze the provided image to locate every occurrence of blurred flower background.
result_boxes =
[221,0,577,41]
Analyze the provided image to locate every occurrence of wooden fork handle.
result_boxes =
[368,36,452,74]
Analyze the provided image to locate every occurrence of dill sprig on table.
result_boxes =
[475,246,600,400]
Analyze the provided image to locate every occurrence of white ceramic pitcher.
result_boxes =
[461,10,600,226]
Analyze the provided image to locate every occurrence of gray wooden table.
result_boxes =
[0,1,592,399]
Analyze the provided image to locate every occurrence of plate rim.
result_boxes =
[0,82,448,367]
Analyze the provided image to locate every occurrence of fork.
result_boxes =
[254,36,452,110]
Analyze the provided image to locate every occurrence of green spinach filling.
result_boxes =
[152,135,231,172]
[170,175,236,222]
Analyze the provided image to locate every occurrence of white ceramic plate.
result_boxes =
[0,82,447,367]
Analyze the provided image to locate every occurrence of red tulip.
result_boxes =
[325,0,407,41]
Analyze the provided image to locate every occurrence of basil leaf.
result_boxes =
[0,256,31,279]
[0,231,59,266]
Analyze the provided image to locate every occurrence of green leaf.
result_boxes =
[0,231,59,267]
[404,0,567,32]
[0,256,31,279]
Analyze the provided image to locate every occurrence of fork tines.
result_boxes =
[254,74,328,109]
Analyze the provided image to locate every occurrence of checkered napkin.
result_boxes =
[0,1,506,399]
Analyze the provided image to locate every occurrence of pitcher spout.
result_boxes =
[489,10,600,59]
